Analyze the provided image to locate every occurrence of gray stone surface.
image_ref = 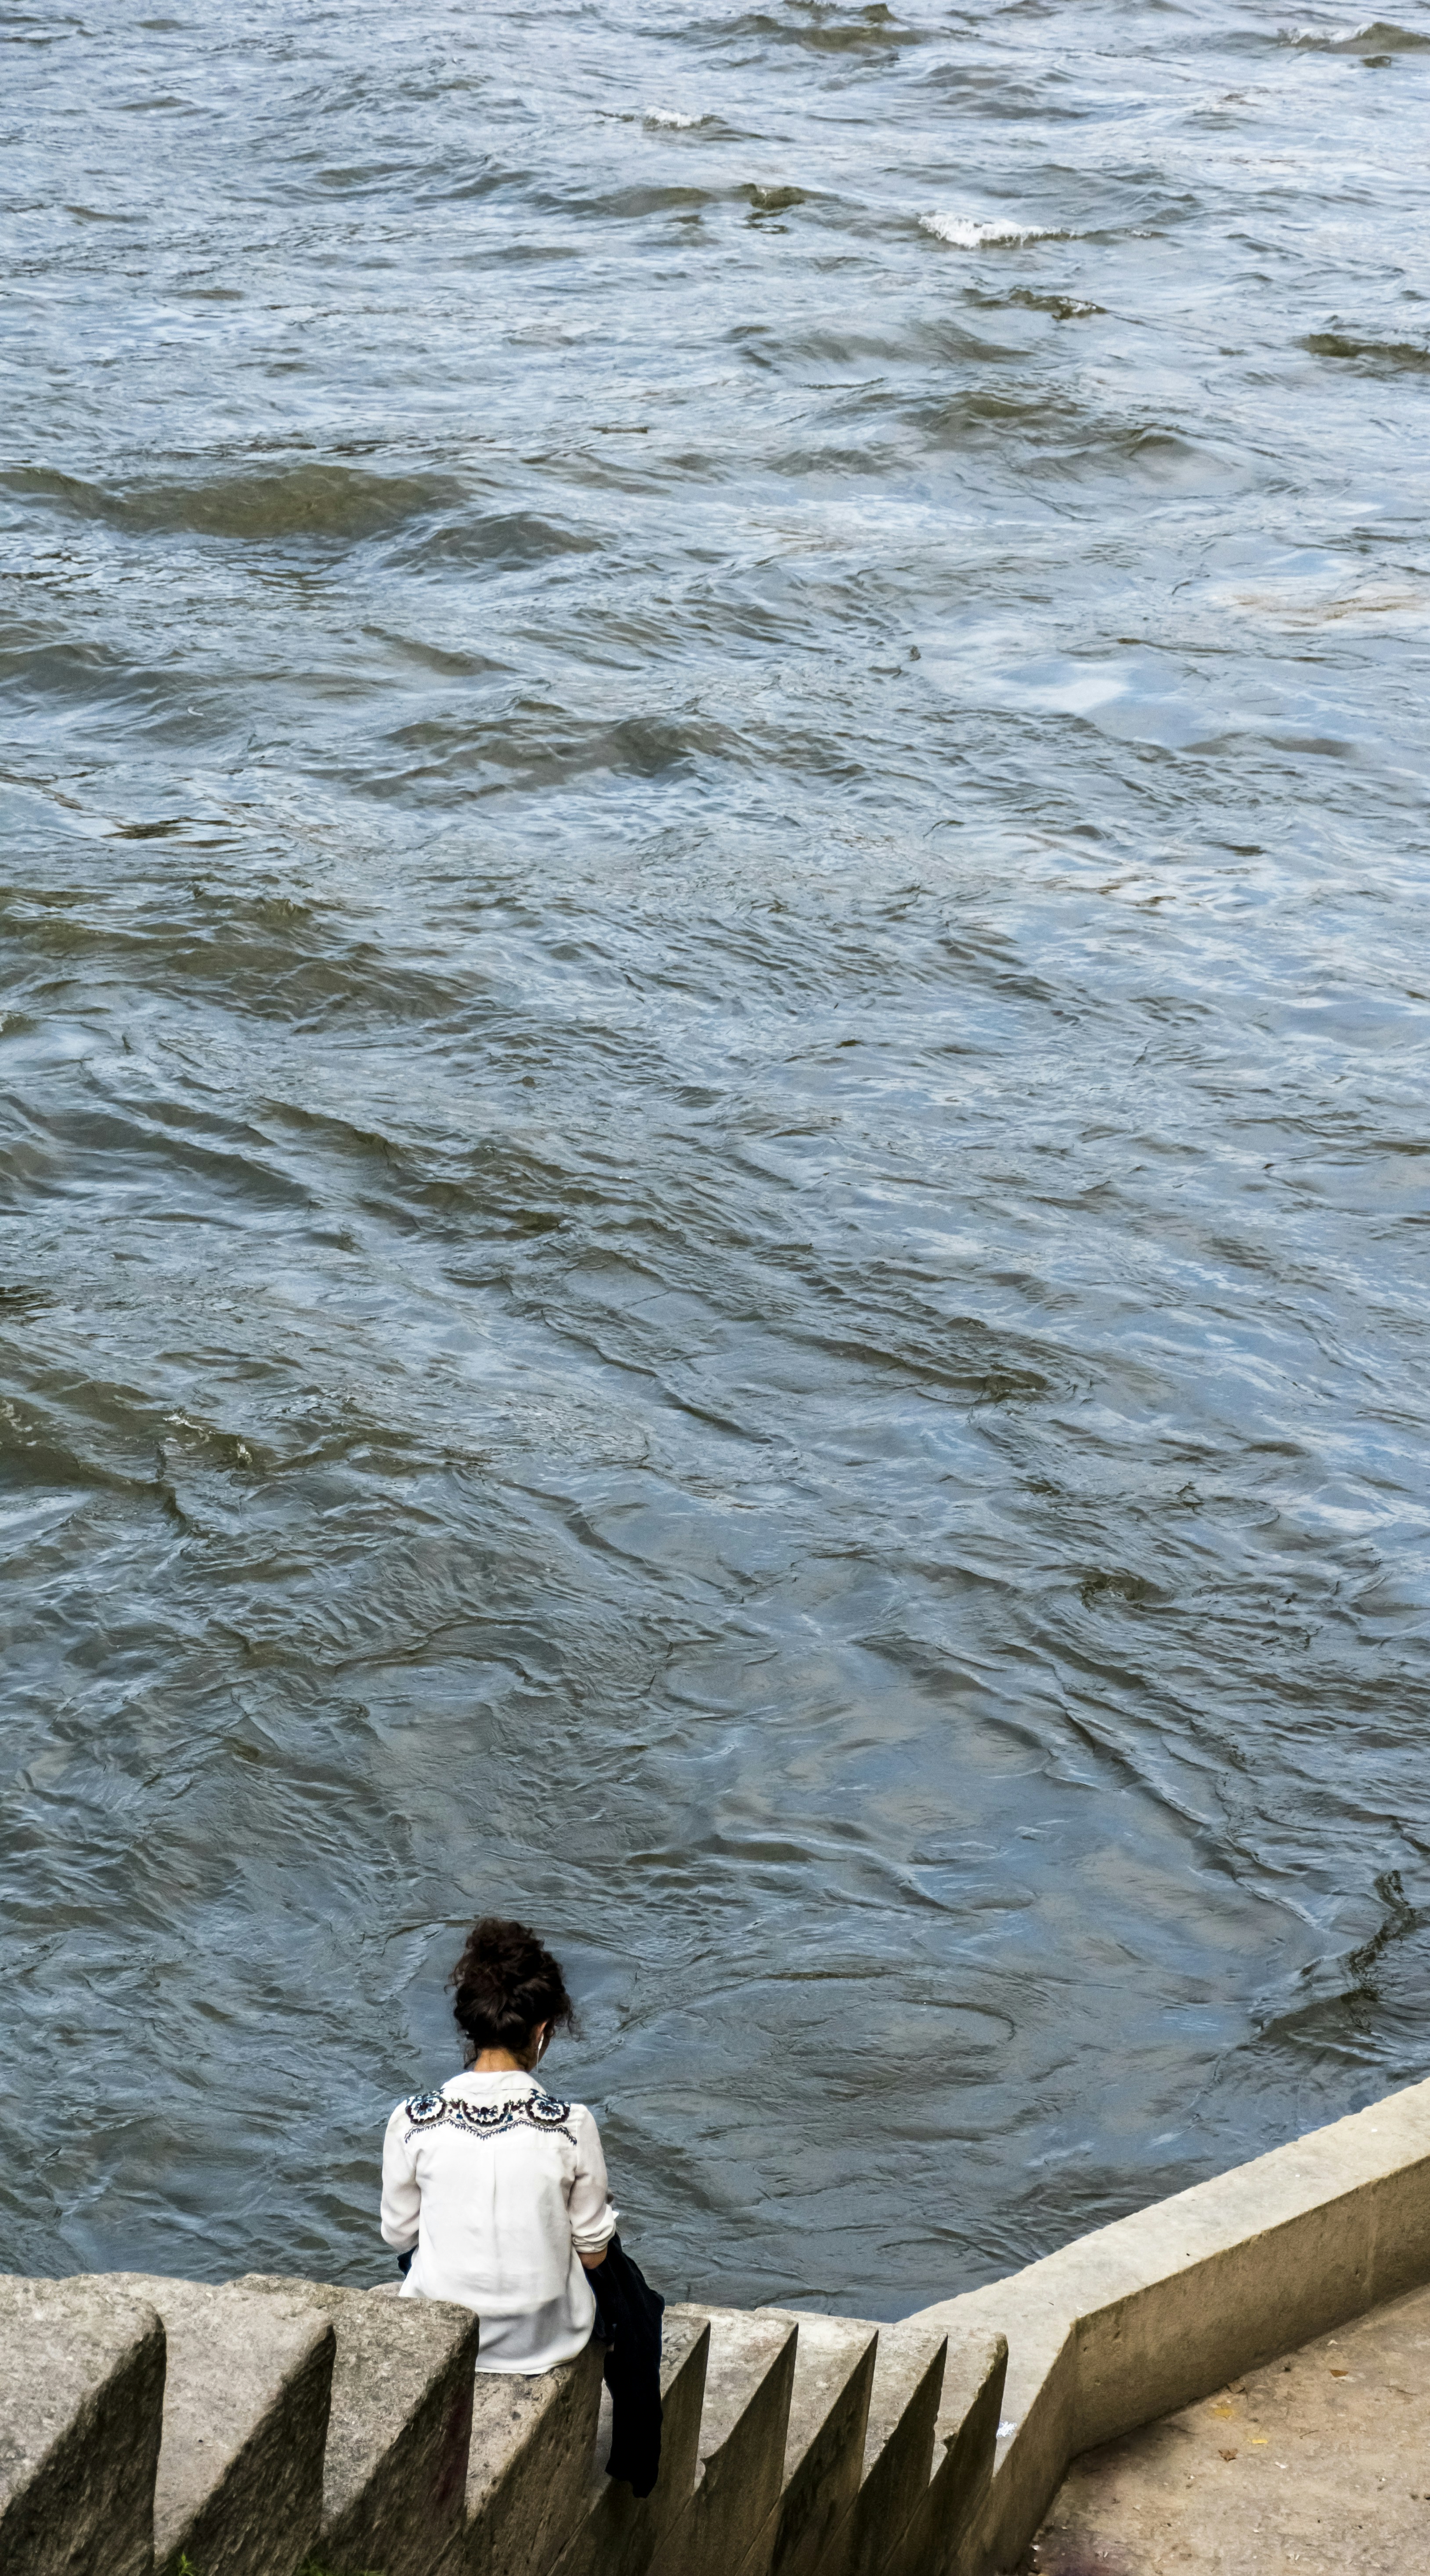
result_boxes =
[650,2307,797,2576]
[1028,2273,1430,2576]
[81,2273,335,2576]
[909,2073,1430,2576]
[463,2338,605,2576]
[838,2320,949,2576]
[895,2330,1007,2576]
[755,2310,878,2576]
[237,2274,479,2576]
[549,2307,711,2576]
[0,2276,165,2576]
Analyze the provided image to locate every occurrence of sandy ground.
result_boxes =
[1023,2276,1430,2575]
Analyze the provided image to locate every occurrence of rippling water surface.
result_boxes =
[4,0,1430,2315]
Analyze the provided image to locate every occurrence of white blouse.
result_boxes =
[380,2068,618,2373]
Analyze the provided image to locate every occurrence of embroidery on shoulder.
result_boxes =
[404,2087,577,2145]
[526,2087,574,2127]
[404,2091,448,2127]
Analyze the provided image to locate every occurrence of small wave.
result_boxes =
[390,509,601,575]
[644,107,704,128]
[1006,289,1104,319]
[1286,17,1430,47]
[719,7,916,50]
[746,183,809,214]
[538,179,715,221]
[1224,578,1430,623]
[1306,329,1430,369]
[357,705,728,803]
[921,212,1062,248]
[0,462,461,545]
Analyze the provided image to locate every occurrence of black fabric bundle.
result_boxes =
[589,2233,665,2498]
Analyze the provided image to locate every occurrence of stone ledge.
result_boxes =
[76,2274,336,2576]
[235,2274,479,2576]
[0,2275,165,2576]
[904,2072,1430,2572]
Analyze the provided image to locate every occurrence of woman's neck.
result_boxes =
[471,2046,535,2073]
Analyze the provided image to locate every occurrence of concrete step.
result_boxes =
[6,2263,997,2576]
[648,2306,798,2576]
[549,2306,711,2576]
[463,2337,606,2576]
[837,2319,949,2576]
[0,2275,165,2576]
[887,2327,1007,2576]
[239,2275,479,2576]
[80,2274,336,2576]
[749,2310,879,2576]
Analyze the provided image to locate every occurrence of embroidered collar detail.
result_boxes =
[404,2086,576,2144]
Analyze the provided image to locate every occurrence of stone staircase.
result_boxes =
[0,2271,1006,2576]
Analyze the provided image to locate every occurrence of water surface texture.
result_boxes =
[3,0,1430,2314]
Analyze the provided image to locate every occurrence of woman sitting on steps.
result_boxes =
[380,1914,616,2374]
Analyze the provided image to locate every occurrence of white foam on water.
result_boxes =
[1287,17,1427,45]
[921,211,1062,247]
[644,106,704,127]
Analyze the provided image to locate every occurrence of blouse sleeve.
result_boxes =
[380,2101,421,2250]
[567,2104,619,2256]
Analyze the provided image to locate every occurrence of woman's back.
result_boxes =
[382,2062,615,2372]
[379,1916,617,2373]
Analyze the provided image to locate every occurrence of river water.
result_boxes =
[3,0,1429,2317]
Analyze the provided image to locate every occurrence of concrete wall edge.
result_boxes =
[909,2070,1430,2572]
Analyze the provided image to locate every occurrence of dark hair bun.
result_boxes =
[449,1916,576,2059]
